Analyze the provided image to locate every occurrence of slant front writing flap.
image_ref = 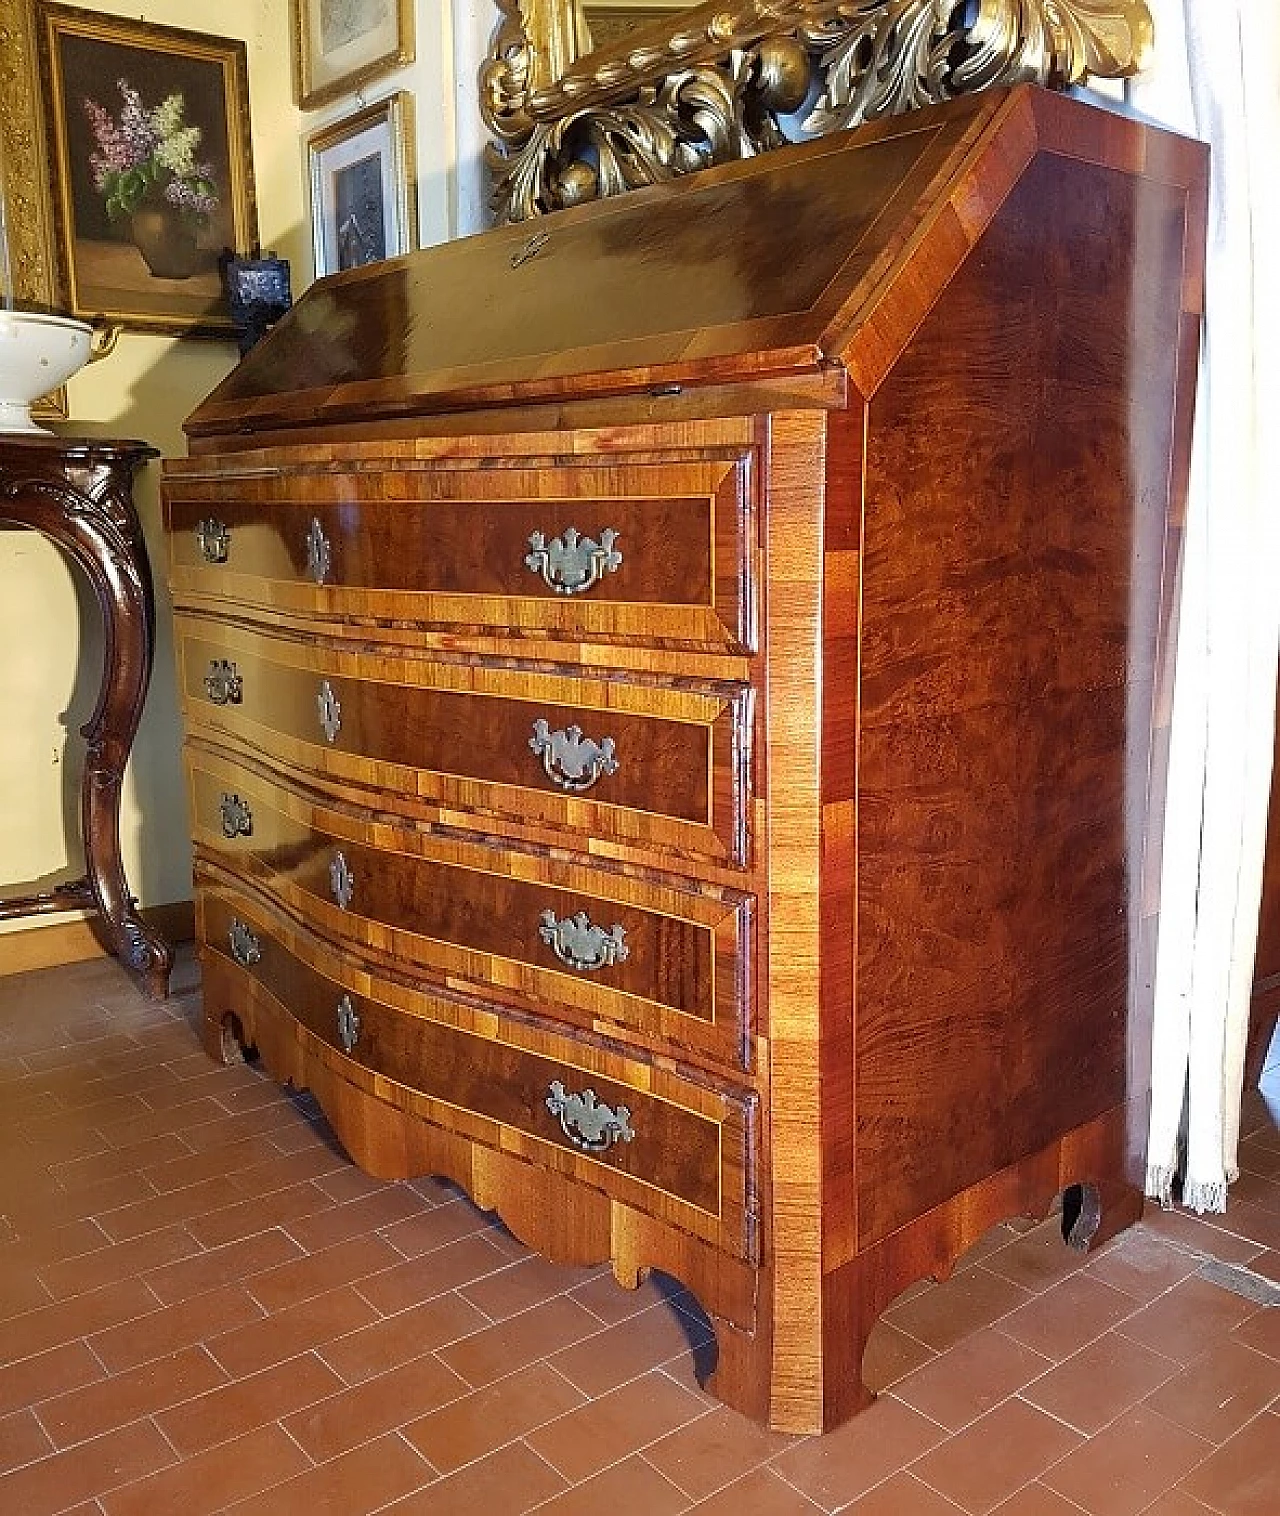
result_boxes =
[188,90,1009,436]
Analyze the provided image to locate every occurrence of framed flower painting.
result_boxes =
[32,4,258,338]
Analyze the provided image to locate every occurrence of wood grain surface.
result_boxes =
[176,618,753,865]
[163,86,1207,1434]
[199,879,759,1262]
[168,453,758,654]
[852,142,1190,1248]
[184,94,1006,436]
[187,751,755,1072]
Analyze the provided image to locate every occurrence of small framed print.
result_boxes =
[293,0,414,111]
[308,92,416,278]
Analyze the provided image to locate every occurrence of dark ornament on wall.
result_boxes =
[223,252,293,356]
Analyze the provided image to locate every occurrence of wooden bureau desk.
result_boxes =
[162,88,1206,1432]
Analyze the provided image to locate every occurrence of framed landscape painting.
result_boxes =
[33,3,258,338]
[308,92,415,278]
[294,0,414,111]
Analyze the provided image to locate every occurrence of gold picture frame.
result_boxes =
[0,0,67,418]
[293,0,415,112]
[482,0,1156,222]
[307,91,416,278]
[580,2,687,53]
[32,2,258,339]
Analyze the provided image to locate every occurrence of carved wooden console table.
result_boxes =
[0,435,172,997]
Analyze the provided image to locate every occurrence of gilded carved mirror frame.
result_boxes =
[0,0,67,419]
[482,0,1155,221]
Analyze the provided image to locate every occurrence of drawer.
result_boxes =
[189,755,754,1070]
[199,882,758,1260]
[178,619,753,865]
[165,456,757,653]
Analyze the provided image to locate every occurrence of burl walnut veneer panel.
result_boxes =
[164,87,1207,1433]
[854,151,1191,1249]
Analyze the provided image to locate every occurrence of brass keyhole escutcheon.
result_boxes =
[510,231,550,269]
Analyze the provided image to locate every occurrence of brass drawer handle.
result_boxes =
[337,992,361,1053]
[529,719,618,792]
[219,793,253,839]
[204,660,243,706]
[539,909,627,972]
[306,517,332,585]
[195,518,230,563]
[228,918,261,968]
[525,527,622,596]
[546,1081,635,1153]
[330,851,355,910]
[317,679,342,743]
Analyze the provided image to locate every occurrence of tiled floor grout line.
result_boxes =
[537,1377,724,1495]
[758,1466,829,1513]
[1063,1380,1256,1515]
[1172,1399,1280,1487]
[515,1438,585,1502]
[275,1414,321,1468]
[520,1428,699,1513]
[146,1410,184,1463]
[1016,1476,1093,1515]
[883,1282,1258,1511]
[377,1427,445,1506]
[878,1319,938,1367]
[629,1448,720,1507]
[767,1455,890,1513]
[3,971,1275,1516]
[21,1405,58,1468]
[80,1336,113,1381]
[907,1435,1064,1516]
[541,1354,598,1402]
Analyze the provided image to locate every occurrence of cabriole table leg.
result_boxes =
[0,436,172,998]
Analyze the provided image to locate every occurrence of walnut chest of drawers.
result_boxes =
[163,88,1207,1432]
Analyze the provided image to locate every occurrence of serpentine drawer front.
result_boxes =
[177,619,752,864]
[189,757,754,1071]
[166,455,757,653]
[200,884,758,1262]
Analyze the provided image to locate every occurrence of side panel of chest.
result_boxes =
[851,151,1192,1248]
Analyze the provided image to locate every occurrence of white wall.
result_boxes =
[1,0,306,931]
[301,3,455,250]
[294,0,494,255]
[452,0,498,238]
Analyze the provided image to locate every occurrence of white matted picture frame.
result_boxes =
[293,0,414,111]
[308,91,416,278]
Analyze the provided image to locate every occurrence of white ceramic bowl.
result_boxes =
[0,311,96,433]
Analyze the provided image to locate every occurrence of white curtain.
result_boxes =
[1127,1,1280,1211]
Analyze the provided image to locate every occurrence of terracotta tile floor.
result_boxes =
[0,950,1277,1516]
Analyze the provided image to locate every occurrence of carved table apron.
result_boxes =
[0,435,172,997]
